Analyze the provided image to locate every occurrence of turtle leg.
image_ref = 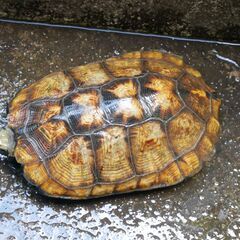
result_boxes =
[0,127,15,155]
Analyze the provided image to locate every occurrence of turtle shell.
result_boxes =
[8,50,221,199]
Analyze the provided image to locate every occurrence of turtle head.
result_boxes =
[0,127,15,156]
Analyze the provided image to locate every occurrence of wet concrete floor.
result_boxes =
[0,22,239,239]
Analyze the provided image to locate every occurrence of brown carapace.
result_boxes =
[8,50,221,199]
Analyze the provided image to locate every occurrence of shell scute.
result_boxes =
[157,162,183,186]
[30,120,71,156]
[167,110,204,156]
[66,188,92,198]
[196,135,215,161]
[40,179,67,196]
[141,50,163,60]
[177,151,202,177]
[144,59,183,78]
[24,162,49,186]
[129,120,174,175]
[8,105,29,130]
[115,178,138,192]
[140,74,183,120]
[122,51,141,59]
[211,98,221,120]
[15,137,40,165]
[162,53,184,66]
[185,65,202,78]
[102,78,145,124]
[68,62,111,87]
[138,162,183,188]
[47,136,95,188]
[92,126,134,183]
[24,101,62,135]
[206,116,220,143]
[91,184,115,197]
[179,87,211,121]
[10,72,74,112]
[64,89,105,133]
[138,172,159,189]
[179,73,213,93]
[105,58,142,77]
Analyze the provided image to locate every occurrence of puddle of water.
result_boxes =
[0,20,239,239]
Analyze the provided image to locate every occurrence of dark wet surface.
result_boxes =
[0,22,239,239]
[0,0,240,42]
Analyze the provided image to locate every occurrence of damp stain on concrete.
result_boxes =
[0,22,239,239]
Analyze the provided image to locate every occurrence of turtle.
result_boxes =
[0,50,221,199]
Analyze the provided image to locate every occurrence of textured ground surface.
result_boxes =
[0,0,240,42]
[0,22,239,239]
